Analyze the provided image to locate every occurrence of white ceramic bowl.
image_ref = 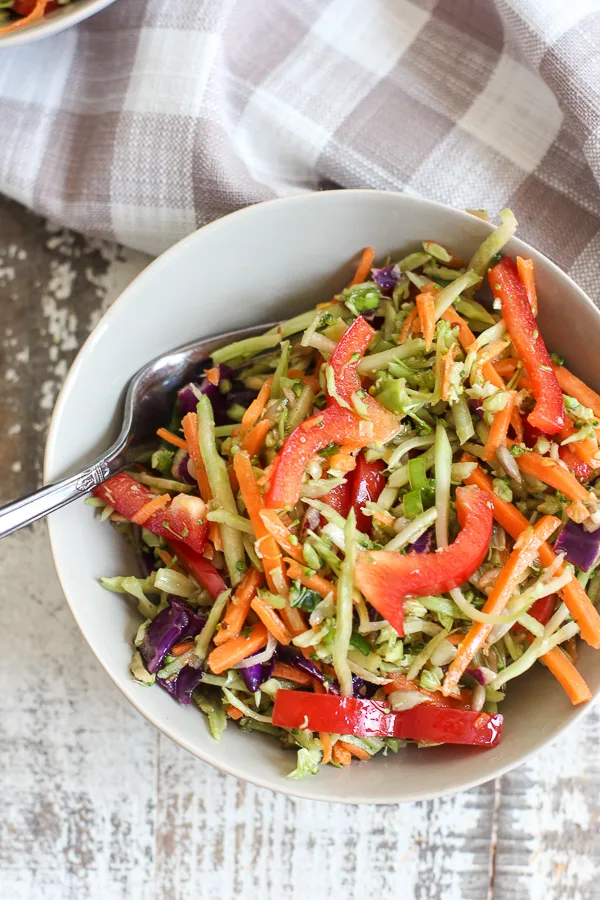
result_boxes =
[45,190,600,804]
[0,0,115,48]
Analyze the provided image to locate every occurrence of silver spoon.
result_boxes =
[0,322,272,540]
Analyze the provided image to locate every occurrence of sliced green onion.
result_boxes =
[408,456,429,491]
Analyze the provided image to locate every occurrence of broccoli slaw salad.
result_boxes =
[0,0,73,34]
[90,209,600,779]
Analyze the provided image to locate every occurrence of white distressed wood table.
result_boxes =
[1,196,599,900]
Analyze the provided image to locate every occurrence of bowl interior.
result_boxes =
[45,190,600,803]
[0,0,116,48]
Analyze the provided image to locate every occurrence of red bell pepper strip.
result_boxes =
[168,540,228,599]
[323,479,352,518]
[488,258,565,434]
[265,406,374,508]
[328,316,399,440]
[272,691,503,747]
[265,319,400,509]
[354,486,492,636]
[351,451,386,534]
[93,473,208,554]
[559,445,592,482]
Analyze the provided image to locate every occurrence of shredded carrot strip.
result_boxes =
[241,418,271,458]
[559,422,599,468]
[442,308,477,348]
[156,428,188,451]
[205,367,221,386]
[182,411,221,547]
[320,732,333,765]
[553,364,600,419]
[399,308,419,343]
[250,596,292,645]
[226,704,244,720]
[542,647,591,705]
[331,742,352,766]
[279,606,307,637]
[441,343,458,402]
[474,340,510,381]
[328,451,357,472]
[213,568,264,646]
[272,662,313,686]
[416,291,436,351]
[511,409,524,443]
[443,515,561,696]
[493,358,518,379]
[384,672,471,708]
[130,493,170,525]
[156,549,186,575]
[181,413,212,501]
[483,362,505,390]
[241,377,273,434]
[233,451,288,598]
[0,0,48,34]
[462,457,600,651]
[339,741,371,761]
[349,247,376,286]
[411,315,422,336]
[483,391,516,461]
[259,509,305,563]
[171,641,194,657]
[516,257,538,316]
[515,449,593,505]
[203,543,215,560]
[207,623,269,674]
[285,559,336,599]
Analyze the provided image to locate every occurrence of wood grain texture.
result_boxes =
[1,194,599,900]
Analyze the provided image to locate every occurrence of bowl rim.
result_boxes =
[0,0,117,49]
[44,189,600,804]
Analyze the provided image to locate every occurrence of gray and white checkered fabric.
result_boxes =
[1,0,600,295]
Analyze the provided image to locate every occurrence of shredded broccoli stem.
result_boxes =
[333,509,356,697]
[195,589,231,662]
[384,507,437,551]
[434,422,452,550]
[433,271,481,319]
[490,620,580,690]
[196,395,245,585]
[287,385,315,432]
[388,434,435,468]
[451,395,475,445]
[271,340,291,399]
[356,339,425,375]
[406,627,450,681]
[467,208,518,284]
[222,687,274,723]
[206,509,255,535]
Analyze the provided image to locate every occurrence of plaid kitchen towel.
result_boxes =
[1,0,600,293]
